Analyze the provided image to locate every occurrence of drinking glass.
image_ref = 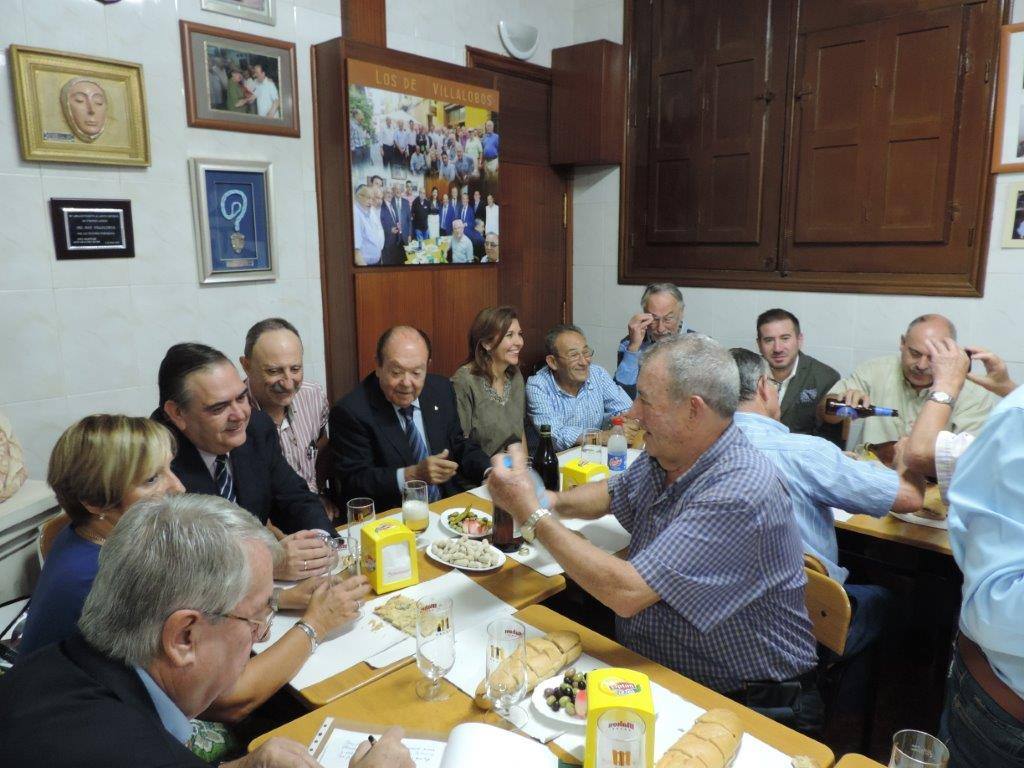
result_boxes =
[402,479,430,539]
[485,618,529,730]
[597,709,646,768]
[889,729,949,768]
[346,498,375,571]
[581,428,603,465]
[415,596,454,701]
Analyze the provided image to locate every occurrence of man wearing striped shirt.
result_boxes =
[490,335,823,734]
[526,324,636,451]
[241,318,330,496]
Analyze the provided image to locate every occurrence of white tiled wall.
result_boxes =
[0,0,340,478]
[570,0,1024,391]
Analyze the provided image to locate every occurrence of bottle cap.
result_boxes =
[611,417,624,426]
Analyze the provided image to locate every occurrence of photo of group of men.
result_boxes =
[348,80,499,267]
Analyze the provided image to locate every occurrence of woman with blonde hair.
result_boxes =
[451,306,526,456]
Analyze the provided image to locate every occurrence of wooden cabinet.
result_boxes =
[622,0,1004,296]
[550,40,625,166]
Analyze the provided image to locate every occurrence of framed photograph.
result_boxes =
[189,158,276,284]
[201,0,276,26]
[8,45,150,166]
[346,58,500,267]
[179,20,298,137]
[993,23,1024,172]
[1001,181,1024,247]
[49,198,134,260]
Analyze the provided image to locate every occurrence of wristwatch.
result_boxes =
[521,508,552,543]
[928,391,956,407]
[270,586,282,613]
[295,620,319,653]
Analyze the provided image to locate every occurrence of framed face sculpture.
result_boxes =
[8,46,150,166]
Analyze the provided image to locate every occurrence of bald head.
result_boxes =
[375,326,432,407]
[906,314,956,340]
[900,314,957,390]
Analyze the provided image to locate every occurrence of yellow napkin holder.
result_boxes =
[584,668,655,768]
[561,457,609,491]
[361,519,419,595]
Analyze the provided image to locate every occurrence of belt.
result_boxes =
[957,633,1024,724]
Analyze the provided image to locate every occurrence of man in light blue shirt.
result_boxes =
[614,283,697,398]
[526,324,635,451]
[730,348,925,656]
[448,219,474,263]
[943,386,1024,767]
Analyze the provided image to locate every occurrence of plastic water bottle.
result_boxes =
[607,417,628,474]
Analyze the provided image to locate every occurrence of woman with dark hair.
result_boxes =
[451,306,526,455]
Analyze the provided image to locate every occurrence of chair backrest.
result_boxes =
[804,566,852,656]
[803,552,829,575]
[37,512,72,566]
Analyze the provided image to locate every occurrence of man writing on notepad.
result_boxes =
[489,334,824,735]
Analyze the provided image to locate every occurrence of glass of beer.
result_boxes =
[402,479,430,538]
[581,428,603,466]
[889,730,949,768]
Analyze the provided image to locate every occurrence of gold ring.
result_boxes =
[302,560,307,570]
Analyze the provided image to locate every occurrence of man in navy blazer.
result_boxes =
[380,187,407,266]
[439,192,458,236]
[330,326,491,511]
[154,342,335,581]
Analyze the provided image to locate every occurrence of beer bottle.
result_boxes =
[825,398,899,419]
[532,424,561,492]
[492,456,524,553]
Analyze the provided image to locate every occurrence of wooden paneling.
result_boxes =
[550,41,625,166]
[432,268,500,376]
[341,0,386,47]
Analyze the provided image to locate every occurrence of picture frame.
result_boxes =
[48,198,135,260]
[1001,181,1024,247]
[189,158,276,284]
[8,45,150,166]
[992,23,1024,172]
[200,0,276,26]
[179,20,298,137]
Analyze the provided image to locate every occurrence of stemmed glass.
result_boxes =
[346,498,375,573]
[415,596,455,701]
[581,428,603,466]
[889,730,949,768]
[485,618,529,730]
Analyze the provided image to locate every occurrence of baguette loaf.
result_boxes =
[474,630,582,709]
[655,708,743,768]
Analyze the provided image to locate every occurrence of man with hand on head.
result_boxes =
[0,494,412,768]
[330,326,491,511]
[154,342,334,582]
[493,335,823,734]
[614,282,695,398]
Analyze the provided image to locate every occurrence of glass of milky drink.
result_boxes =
[402,479,431,538]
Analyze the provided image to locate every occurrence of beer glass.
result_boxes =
[581,428,603,465]
[346,497,375,570]
[415,596,454,701]
[597,709,646,768]
[485,618,528,730]
[402,479,430,538]
[889,729,949,768]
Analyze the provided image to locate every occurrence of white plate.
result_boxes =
[890,510,949,530]
[426,541,506,572]
[530,674,587,730]
[439,507,494,539]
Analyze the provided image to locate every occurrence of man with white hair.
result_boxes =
[0,495,412,768]
[490,335,822,734]
[614,282,695,398]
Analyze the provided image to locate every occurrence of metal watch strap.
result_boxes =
[270,586,282,613]
[928,391,956,407]
[522,508,552,542]
[295,620,319,653]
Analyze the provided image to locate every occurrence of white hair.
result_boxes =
[640,334,739,417]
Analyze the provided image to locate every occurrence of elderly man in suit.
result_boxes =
[756,308,843,445]
[0,494,411,768]
[380,187,408,266]
[154,342,334,582]
[330,326,491,510]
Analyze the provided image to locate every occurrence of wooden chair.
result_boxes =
[804,566,852,656]
[803,552,829,576]
[36,512,71,566]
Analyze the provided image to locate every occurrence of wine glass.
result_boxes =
[581,428,603,465]
[485,618,529,730]
[415,596,454,701]
[402,479,430,546]
[346,498,375,572]
[889,730,949,768]
[597,709,646,768]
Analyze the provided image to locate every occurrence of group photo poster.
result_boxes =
[347,59,500,267]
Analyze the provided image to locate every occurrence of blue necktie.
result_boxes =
[214,454,236,503]
[399,407,440,502]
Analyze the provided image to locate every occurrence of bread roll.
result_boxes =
[655,707,743,768]
[474,630,582,709]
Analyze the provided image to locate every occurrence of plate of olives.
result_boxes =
[530,669,588,729]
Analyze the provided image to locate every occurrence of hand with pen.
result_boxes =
[350,727,414,767]
[222,726,412,767]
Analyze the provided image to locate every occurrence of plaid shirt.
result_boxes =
[248,380,329,493]
[525,365,633,450]
[610,423,817,693]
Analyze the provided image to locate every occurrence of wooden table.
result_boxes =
[835,754,887,768]
[292,492,564,707]
[834,514,950,557]
[255,604,836,767]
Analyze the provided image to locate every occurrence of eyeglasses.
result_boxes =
[649,313,678,327]
[557,347,595,363]
[484,241,498,248]
[214,606,275,643]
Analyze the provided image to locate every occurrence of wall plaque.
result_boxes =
[48,198,134,259]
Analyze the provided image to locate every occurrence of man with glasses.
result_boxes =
[615,283,696,398]
[0,494,411,768]
[482,231,499,262]
[527,324,635,451]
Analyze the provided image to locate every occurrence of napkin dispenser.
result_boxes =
[560,458,609,491]
[584,667,655,768]
[361,519,419,594]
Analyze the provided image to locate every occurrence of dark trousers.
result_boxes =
[725,670,825,737]
[940,645,1024,767]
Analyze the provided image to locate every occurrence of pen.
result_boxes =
[367,735,375,744]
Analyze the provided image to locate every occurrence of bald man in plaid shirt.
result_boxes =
[489,335,823,735]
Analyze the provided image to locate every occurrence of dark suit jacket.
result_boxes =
[380,201,406,266]
[154,409,331,534]
[0,633,206,767]
[411,196,430,231]
[329,373,491,510]
[779,352,843,445]
[398,197,412,240]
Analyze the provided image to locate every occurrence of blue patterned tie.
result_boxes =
[399,406,440,502]
[214,454,236,503]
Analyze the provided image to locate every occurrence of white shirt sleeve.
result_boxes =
[935,430,975,504]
